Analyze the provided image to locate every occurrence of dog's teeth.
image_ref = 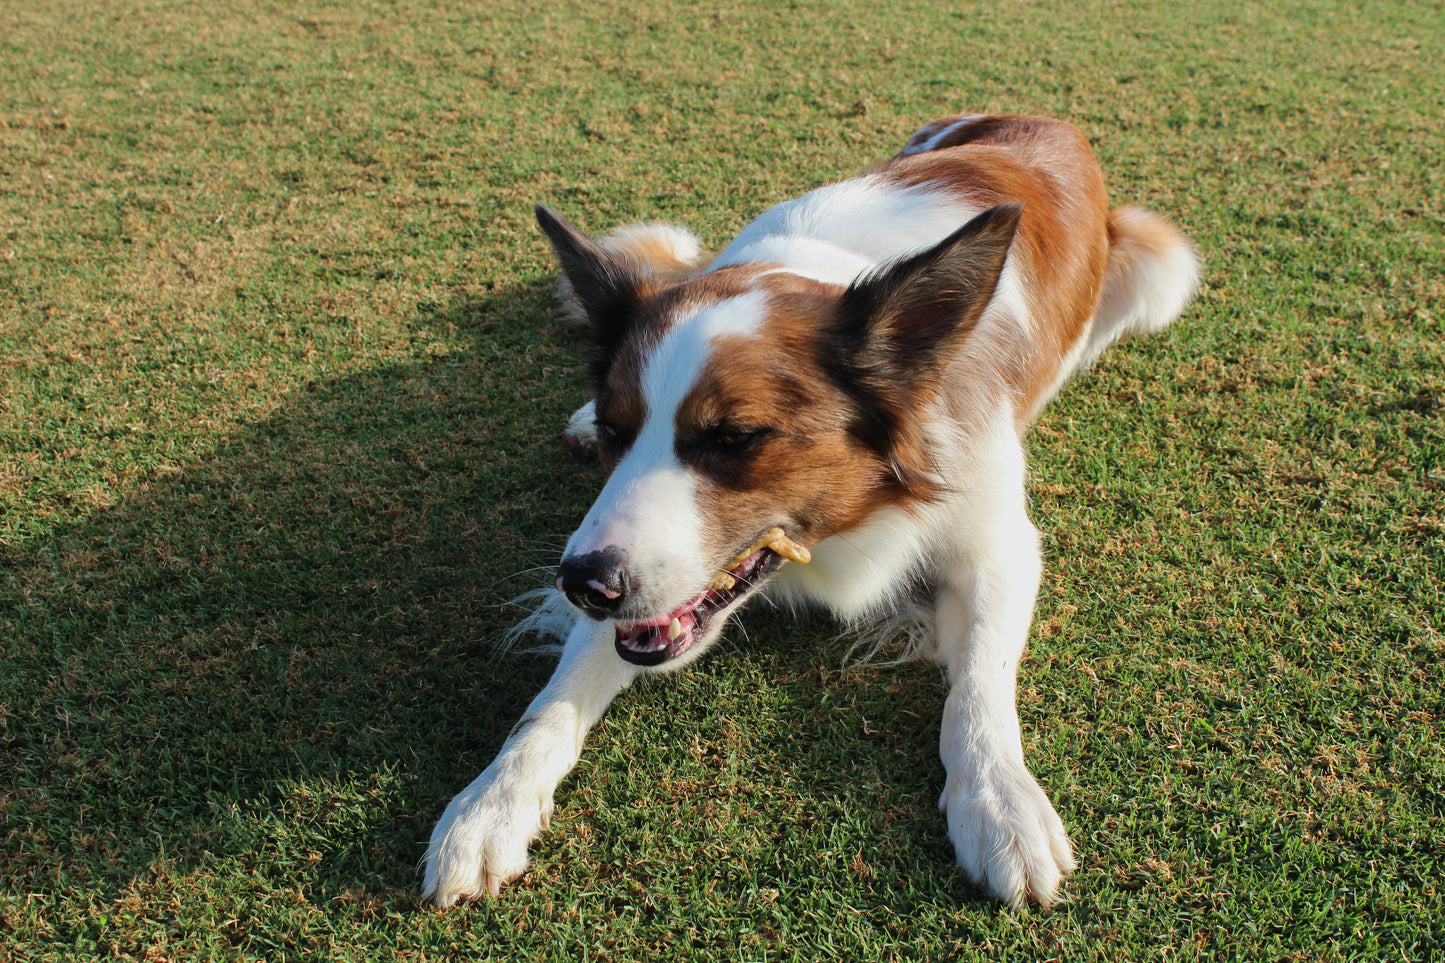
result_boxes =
[668,618,682,640]
[709,572,736,592]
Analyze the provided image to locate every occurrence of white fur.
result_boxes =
[563,399,598,450]
[423,124,1194,911]
[603,222,704,268]
[780,414,1077,907]
[1084,205,1200,365]
[771,506,931,622]
[710,175,984,286]
[927,419,1076,907]
[710,175,1037,357]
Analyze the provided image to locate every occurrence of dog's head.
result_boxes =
[537,202,1019,668]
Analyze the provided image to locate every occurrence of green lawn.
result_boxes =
[2,1,1442,960]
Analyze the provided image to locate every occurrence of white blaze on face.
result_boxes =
[564,290,768,615]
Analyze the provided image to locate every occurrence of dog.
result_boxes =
[422,113,1198,909]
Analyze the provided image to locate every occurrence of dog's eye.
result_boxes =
[595,413,635,451]
[596,418,634,449]
[678,423,775,487]
[703,424,770,452]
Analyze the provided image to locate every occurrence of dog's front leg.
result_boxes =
[423,617,637,906]
[934,492,1076,910]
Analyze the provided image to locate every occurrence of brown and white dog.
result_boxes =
[423,114,1198,909]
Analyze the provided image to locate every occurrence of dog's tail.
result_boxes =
[1082,205,1200,365]
[556,222,714,323]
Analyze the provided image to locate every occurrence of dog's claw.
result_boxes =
[486,872,502,897]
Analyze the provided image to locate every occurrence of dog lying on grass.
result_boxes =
[423,113,1198,909]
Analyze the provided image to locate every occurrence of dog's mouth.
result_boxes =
[613,534,802,667]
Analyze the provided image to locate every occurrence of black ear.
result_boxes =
[535,204,642,359]
[833,202,1022,374]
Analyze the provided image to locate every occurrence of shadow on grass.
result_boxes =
[1,279,608,903]
[1,278,976,933]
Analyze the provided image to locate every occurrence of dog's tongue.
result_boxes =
[616,592,705,653]
[634,590,706,630]
[614,547,772,658]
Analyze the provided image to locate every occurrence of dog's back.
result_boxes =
[583,114,1197,429]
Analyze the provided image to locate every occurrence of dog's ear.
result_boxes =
[825,203,1021,496]
[833,202,1021,373]
[535,204,643,362]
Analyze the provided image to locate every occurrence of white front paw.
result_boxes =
[422,761,555,907]
[941,762,1076,909]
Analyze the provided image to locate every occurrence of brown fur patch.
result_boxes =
[590,265,788,470]
[879,116,1111,422]
[671,275,916,560]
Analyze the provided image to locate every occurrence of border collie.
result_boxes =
[423,113,1198,909]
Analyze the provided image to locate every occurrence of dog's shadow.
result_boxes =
[2,278,969,912]
[5,280,587,900]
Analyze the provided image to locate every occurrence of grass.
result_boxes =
[2,0,1442,959]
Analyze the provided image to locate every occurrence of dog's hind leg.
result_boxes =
[931,433,1075,909]
[422,618,639,906]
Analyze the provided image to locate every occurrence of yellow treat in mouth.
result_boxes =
[766,532,811,565]
[710,528,810,592]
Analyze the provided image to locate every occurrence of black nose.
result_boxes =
[556,548,631,619]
